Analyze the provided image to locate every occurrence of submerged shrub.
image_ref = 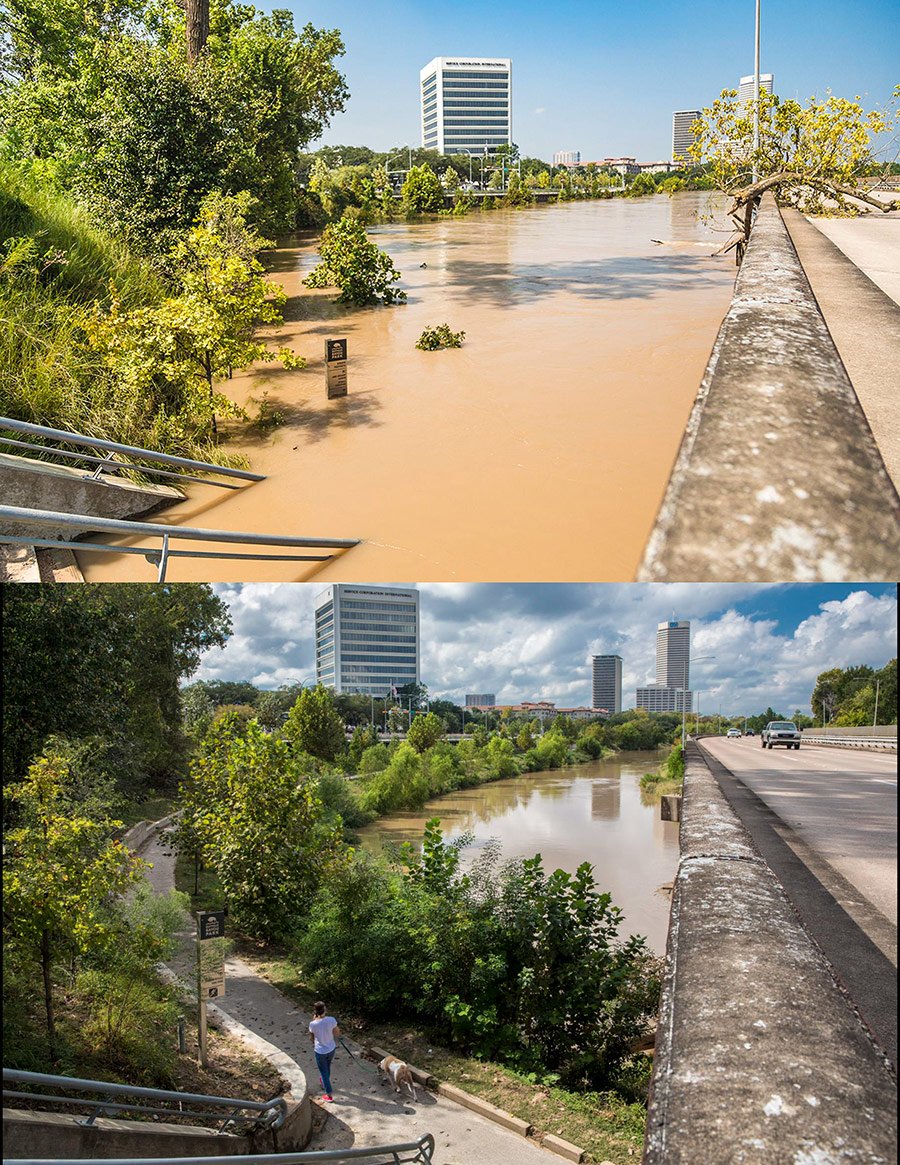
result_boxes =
[415,323,465,350]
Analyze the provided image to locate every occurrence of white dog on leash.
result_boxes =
[378,1054,418,1101]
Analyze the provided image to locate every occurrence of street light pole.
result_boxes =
[752,0,761,183]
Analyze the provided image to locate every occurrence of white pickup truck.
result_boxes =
[761,721,801,749]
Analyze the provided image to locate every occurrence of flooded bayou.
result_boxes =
[79,194,735,582]
[357,751,679,955]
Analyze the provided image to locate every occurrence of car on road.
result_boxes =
[761,721,801,749]
[746,729,755,736]
[726,728,741,738]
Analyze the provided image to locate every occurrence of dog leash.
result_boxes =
[339,1036,378,1073]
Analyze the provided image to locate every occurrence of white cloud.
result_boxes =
[193,585,896,717]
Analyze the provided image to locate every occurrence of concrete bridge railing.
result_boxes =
[643,743,896,1164]
[638,191,900,581]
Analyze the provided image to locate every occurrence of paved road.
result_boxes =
[139,828,562,1165]
[698,737,898,1066]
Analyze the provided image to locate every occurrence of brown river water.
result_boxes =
[79,194,735,583]
[356,751,679,954]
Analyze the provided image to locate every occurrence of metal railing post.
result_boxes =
[157,534,170,582]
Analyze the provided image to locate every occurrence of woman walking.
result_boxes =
[308,1001,340,1102]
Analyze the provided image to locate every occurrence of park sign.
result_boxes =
[198,910,225,940]
[326,338,348,398]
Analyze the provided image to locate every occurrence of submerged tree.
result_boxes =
[304,214,406,305]
[690,86,900,257]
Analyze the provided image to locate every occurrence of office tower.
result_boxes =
[465,693,496,707]
[656,620,691,689]
[420,57,512,156]
[592,655,622,712]
[635,620,693,712]
[672,110,701,165]
[553,150,581,166]
[315,585,420,695]
[739,73,774,105]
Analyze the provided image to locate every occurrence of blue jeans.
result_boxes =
[315,1049,335,1095]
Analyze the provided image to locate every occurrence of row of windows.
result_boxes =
[443,81,509,91]
[341,600,417,614]
[445,136,511,146]
[342,632,418,644]
[341,617,417,631]
[442,70,509,80]
[317,635,334,650]
[443,100,509,109]
[423,99,437,114]
[444,119,510,127]
[341,663,418,674]
[339,657,416,666]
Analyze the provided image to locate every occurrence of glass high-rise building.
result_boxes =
[420,57,512,156]
[635,620,693,712]
[592,655,622,713]
[671,110,701,165]
[314,585,420,696]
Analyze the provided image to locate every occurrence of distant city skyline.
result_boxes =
[195,584,897,717]
[278,0,899,161]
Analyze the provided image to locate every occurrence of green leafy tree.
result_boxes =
[284,685,346,762]
[82,191,304,434]
[255,684,304,729]
[3,584,231,791]
[179,716,345,939]
[400,164,444,214]
[304,214,406,305]
[407,712,445,754]
[690,87,900,254]
[3,750,147,1055]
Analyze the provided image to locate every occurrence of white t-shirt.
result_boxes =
[309,1015,338,1054]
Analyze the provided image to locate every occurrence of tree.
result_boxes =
[407,712,445,754]
[3,584,231,791]
[400,164,444,214]
[284,685,346,762]
[82,190,304,434]
[690,87,900,256]
[3,749,147,1055]
[256,684,304,729]
[304,214,406,305]
[178,716,345,939]
[1,0,349,240]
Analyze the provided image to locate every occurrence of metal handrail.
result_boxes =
[799,734,897,750]
[0,506,360,582]
[0,417,265,483]
[2,1069,288,1132]
[2,1137,436,1164]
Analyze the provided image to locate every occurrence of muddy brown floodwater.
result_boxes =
[79,193,736,583]
[357,752,679,955]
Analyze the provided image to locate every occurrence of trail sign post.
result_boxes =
[196,911,226,1067]
[326,339,348,399]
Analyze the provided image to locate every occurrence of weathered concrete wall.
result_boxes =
[2,1109,253,1159]
[0,452,184,538]
[643,745,897,1164]
[637,193,900,581]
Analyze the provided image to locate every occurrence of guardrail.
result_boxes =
[0,417,265,489]
[2,1138,436,1165]
[0,506,360,582]
[799,734,897,750]
[2,1069,287,1133]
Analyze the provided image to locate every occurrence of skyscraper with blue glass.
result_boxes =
[420,56,512,157]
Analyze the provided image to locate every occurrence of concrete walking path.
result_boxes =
[783,208,900,492]
[138,826,564,1165]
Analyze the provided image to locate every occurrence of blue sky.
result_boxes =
[194,583,898,717]
[277,0,900,161]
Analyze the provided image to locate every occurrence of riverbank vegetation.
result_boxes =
[640,742,684,795]
[1,0,347,455]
